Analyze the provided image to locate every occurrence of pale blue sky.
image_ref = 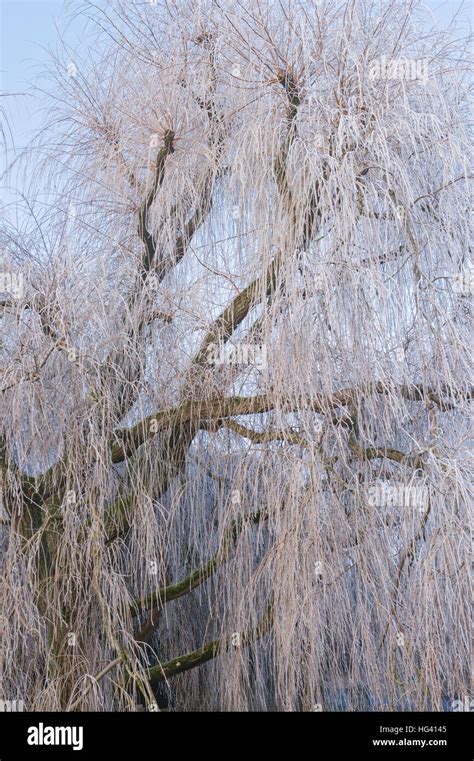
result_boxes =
[0,0,88,218]
[0,0,470,204]
[1,1,468,142]
[1,0,85,150]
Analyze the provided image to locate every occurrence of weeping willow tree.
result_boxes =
[0,0,471,712]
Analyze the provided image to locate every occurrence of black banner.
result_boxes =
[0,711,470,759]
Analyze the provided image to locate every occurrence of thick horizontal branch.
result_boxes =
[111,394,272,463]
[111,382,473,464]
[5,381,472,513]
[348,437,423,467]
[149,637,220,684]
[147,599,274,685]
[222,420,308,446]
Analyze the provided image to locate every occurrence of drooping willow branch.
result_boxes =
[2,0,471,714]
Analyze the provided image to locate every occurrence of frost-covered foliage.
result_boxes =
[0,0,471,711]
